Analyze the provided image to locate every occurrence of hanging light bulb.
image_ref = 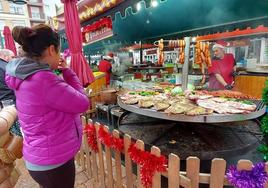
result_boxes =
[151,0,158,7]
[136,2,141,11]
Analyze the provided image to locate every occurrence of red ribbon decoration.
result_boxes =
[84,124,98,152]
[98,126,124,152]
[128,144,168,188]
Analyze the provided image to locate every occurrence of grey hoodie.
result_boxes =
[6,57,51,80]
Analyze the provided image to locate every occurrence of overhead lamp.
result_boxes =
[7,0,28,5]
[136,2,141,11]
[151,0,158,7]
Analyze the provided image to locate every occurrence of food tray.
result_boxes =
[117,97,266,123]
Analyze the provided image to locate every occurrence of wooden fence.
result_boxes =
[76,117,268,188]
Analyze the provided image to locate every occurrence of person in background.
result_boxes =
[0,49,15,104]
[98,52,113,86]
[0,48,22,143]
[5,24,89,188]
[208,40,236,90]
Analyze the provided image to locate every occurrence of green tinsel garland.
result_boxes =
[261,115,268,135]
[263,80,268,105]
[259,80,268,161]
[258,144,268,161]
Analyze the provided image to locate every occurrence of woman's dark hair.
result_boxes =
[12,24,60,57]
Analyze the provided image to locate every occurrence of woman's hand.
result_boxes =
[58,58,68,69]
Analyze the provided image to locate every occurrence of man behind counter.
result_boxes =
[98,53,113,86]
[208,40,236,90]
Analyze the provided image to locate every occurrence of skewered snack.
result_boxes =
[158,39,164,66]
[195,41,212,69]
[177,39,185,64]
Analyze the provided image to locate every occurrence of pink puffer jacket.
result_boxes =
[5,58,89,165]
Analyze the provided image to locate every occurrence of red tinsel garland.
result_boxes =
[98,126,124,151]
[128,144,167,188]
[84,124,98,152]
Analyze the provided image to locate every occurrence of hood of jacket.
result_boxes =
[5,57,50,90]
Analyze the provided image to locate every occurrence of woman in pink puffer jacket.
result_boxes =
[5,24,89,188]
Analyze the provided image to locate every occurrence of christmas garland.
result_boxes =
[258,80,268,160]
[84,123,268,187]
[128,144,167,188]
[98,126,124,152]
[262,80,268,105]
[226,162,268,188]
[84,124,98,152]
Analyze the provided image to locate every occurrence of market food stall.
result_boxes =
[55,0,268,175]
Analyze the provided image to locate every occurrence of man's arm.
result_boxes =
[215,73,227,87]
[233,65,237,72]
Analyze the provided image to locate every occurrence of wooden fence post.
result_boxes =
[124,134,133,188]
[95,123,105,187]
[168,153,180,188]
[186,156,200,188]
[264,162,268,188]
[151,146,161,188]
[113,130,123,188]
[237,160,253,171]
[87,119,99,185]
[104,126,114,188]
[82,118,92,177]
[209,158,226,188]
[136,140,145,188]
[79,117,87,171]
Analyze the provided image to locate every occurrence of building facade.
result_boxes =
[0,1,30,31]
[0,1,30,48]
[27,0,46,26]
[0,0,58,48]
[27,0,57,27]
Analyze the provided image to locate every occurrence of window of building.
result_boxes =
[12,20,26,27]
[9,3,24,15]
[44,5,51,18]
[31,6,41,19]
[45,5,50,13]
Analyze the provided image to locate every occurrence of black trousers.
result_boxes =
[28,158,75,188]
